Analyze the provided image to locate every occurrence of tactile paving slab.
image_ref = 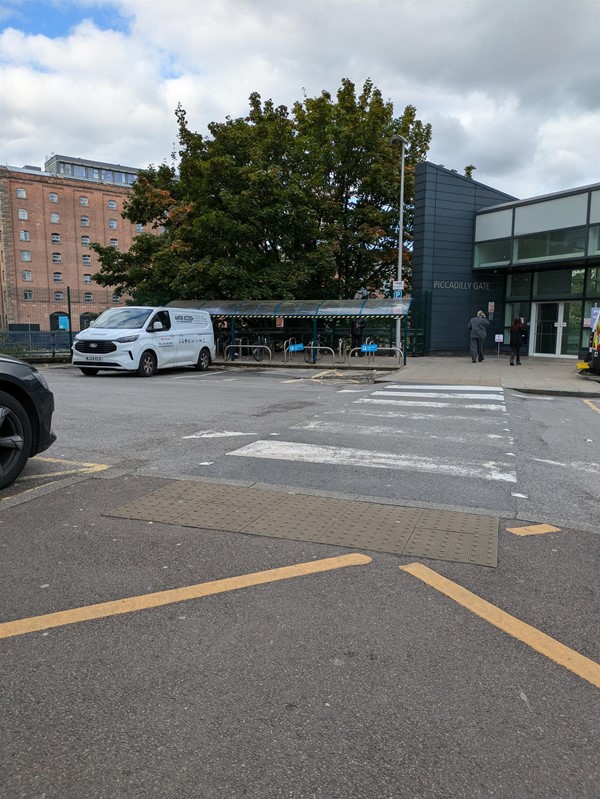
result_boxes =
[106,482,498,567]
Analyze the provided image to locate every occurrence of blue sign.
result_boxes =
[289,343,304,352]
[393,290,403,299]
[361,343,378,352]
[58,315,70,331]
[591,307,600,329]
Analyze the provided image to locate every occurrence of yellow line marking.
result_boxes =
[0,553,372,640]
[583,399,600,414]
[506,523,562,536]
[400,562,600,690]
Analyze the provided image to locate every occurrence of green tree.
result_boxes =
[92,79,431,302]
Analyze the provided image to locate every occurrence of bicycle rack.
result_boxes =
[347,346,403,365]
[224,343,273,363]
[303,344,335,365]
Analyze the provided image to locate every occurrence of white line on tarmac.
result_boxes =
[229,440,517,482]
[371,390,505,401]
[355,398,507,412]
[290,419,513,444]
[376,385,503,392]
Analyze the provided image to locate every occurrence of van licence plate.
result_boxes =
[85,356,102,361]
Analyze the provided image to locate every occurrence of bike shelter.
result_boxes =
[168,299,412,366]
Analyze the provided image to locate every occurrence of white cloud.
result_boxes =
[0,0,598,198]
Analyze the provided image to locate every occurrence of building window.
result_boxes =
[83,274,92,284]
[54,291,64,301]
[81,235,90,246]
[16,188,27,198]
[24,290,33,300]
[18,208,28,220]
[109,238,118,248]
[112,294,121,303]
[51,233,61,243]
[587,268,600,296]
[49,192,59,202]
[82,254,92,265]
[50,212,60,223]
[474,239,511,268]
[102,170,113,181]
[506,273,532,300]
[59,163,72,175]
[22,270,32,281]
[108,200,117,209]
[108,218,118,229]
[74,165,86,178]
[514,227,586,264]
[532,268,585,298]
[84,292,93,302]
[80,216,90,227]
[53,271,63,282]
[21,251,31,261]
[79,196,89,206]
[135,223,144,233]
[19,230,30,241]
[52,253,62,264]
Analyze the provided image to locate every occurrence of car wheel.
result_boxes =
[137,350,157,377]
[80,368,99,376]
[0,390,33,490]
[195,348,211,371]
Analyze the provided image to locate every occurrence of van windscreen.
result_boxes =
[91,308,153,329]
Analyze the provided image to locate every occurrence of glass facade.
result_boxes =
[532,269,584,298]
[514,227,586,263]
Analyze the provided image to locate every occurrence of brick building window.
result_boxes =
[82,254,92,265]
[52,253,62,264]
[108,218,118,229]
[22,270,32,281]
[19,230,30,241]
[50,212,60,223]
[54,291,64,301]
[51,233,61,243]
[109,238,118,248]
[80,216,89,227]
[83,274,92,284]
[81,235,90,246]
[135,223,144,232]
[24,290,33,300]
[18,208,28,220]
[49,192,58,202]
[79,196,89,206]
[53,271,63,282]
[21,251,31,261]
[84,292,93,302]
[112,294,121,303]
[108,200,117,209]
[16,188,26,198]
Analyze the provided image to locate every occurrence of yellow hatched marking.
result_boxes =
[583,399,600,414]
[0,553,372,640]
[506,524,562,536]
[400,562,600,690]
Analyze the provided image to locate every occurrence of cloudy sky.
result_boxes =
[1,0,599,200]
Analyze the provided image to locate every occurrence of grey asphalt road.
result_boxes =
[1,364,598,799]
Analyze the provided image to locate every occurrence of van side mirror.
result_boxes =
[149,321,164,331]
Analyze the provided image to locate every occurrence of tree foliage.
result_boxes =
[92,79,431,303]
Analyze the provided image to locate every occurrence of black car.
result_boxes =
[0,354,56,490]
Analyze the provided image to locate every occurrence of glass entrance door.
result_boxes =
[533,302,581,356]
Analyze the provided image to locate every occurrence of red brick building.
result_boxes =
[0,156,144,332]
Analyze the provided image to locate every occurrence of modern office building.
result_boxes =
[412,162,600,358]
[0,155,143,332]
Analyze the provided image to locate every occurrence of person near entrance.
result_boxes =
[350,317,366,356]
[509,317,526,365]
[468,310,490,362]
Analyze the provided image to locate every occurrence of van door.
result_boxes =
[148,310,178,367]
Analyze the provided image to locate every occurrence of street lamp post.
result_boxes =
[391,134,407,352]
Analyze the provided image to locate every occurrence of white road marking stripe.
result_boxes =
[356,398,506,412]
[371,390,505,401]
[290,420,512,444]
[230,440,517,482]
[349,409,509,424]
[376,385,503,392]
[183,430,256,439]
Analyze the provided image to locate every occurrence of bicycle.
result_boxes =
[304,338,323,363]
[252,334,272,362]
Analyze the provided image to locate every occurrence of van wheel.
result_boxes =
[195,348,211,371]
[80,368,99,376]
[137,351,157,377]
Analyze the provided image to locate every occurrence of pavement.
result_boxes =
[211,351,600,397]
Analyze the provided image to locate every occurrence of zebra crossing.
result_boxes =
[226,384,517,492]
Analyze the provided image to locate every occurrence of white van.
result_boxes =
[72,306,216,377]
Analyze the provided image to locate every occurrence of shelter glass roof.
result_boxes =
[169,298,411,319]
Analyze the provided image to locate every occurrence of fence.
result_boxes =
[0,330,72,361]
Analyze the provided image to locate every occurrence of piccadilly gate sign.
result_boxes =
[433,281,491,290]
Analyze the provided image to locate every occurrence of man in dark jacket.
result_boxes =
[350,317,366,355]
[468,310,490,363]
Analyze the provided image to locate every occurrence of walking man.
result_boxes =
[468,310,490,363]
